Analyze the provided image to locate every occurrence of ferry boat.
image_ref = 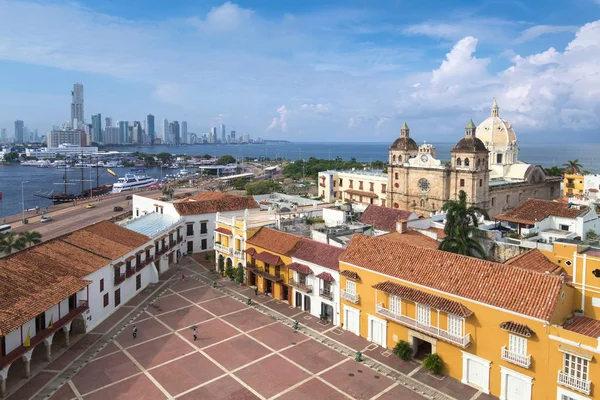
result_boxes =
[112,173,157,193]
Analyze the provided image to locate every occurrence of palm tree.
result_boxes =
[19,231,42,247]
[439,191,489,259]
[0,232,26,255]
[563,159,583,174]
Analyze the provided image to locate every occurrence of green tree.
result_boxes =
[544,166,564,177]
[3,151,19,162]
[144,156,156,166]
[438,191,489,259]
[156,152,173,164]
[586,229,598,240]
[0,233,26,255]
[232,177,248,190]
[563,159,584,174]
[216,155,236,165]
[235,264,245,283]
[245,180,281,195]
[19,231,42,247]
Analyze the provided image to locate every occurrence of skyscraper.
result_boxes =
[163,118,169,143]
[210,127,217,144]
[105,117,112,128]
[169,121,180,145]
[146,114,155,145]
[230,130,236,142]
[132,121,143,144]
[118,121,129,144]
[14,120,24,143]
[0,128,6,143]
[220,123,226,143]
[181,121,188,144]
[70,83,84,128]
[91,113,102,143]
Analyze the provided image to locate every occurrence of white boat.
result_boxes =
[112,173,157,193]
[179,168,190,176]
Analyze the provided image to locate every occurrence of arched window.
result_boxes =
[393,155,397,162]
[456,158,462,166]
[476,159,481,168]
[431,203,436,210]
[464,158,470,167]
[398,155,402,162]
[420,199,425,208]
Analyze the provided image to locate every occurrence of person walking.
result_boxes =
[132,325,138,339]
[193,327,198,341]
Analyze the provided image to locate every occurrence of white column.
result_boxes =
[43,333,55,362]
[63,322,72,347]
[0,365,10,398]
[22,349,33,378]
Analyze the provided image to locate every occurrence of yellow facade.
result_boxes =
[245,244,292,301]
[214,215,260,274]
[564,173,585,196]
[339,257,600,399]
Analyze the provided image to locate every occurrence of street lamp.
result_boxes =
[21,180,29,223]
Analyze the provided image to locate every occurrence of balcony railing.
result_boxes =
[114,272,126,285]
[289,278,312,293]
[233,249,244,258]
[319,288,333,300]
[215,243,233,255]
[501,347,531,368]
[177,237,183,244]
[341,289,359,304]
[376,303,471,348]
[558,371,591,395]
[125,268,136,278]
[169,240,176,247]
[246,264,282,282]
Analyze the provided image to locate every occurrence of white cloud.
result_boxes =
[266,105,288,132]
[188,2,255,32]
[431,37,490,85]
[375,117,390,129]
[514,25,578,44]
[300,103,332,114]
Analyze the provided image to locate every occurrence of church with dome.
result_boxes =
[386,100,560,217]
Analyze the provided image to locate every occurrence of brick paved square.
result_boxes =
[170,277,206,292]
[411,368,478,400]
[277,377,349,400]
[234,354,310,398]
[199,296,248,316]
[204,335,271,370]
[222,308,275,331]
[178,285,224,303]
[127,334,194,369]
[324,329,370,351]
[280,339,347,373]
[156,305,213,330]
[248,321,300,351]
[115,317,171,347]
[146,293,191,315]
[8,371,56,400]
[376,383,428,400]
[149,352,224,396]
[71,351,139,395]
[177,375,260,400]
[188,318,240,348]
[320,359,394,400]
[83,374,166,400]
[48,381,76,400]
[364,346,419,374]
[95,341,120,358]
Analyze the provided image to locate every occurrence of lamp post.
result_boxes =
[21,180,29,223]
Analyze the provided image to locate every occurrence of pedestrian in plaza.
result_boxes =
[132,325,138,339]
[254,287,258,296]
[193,327,197,341]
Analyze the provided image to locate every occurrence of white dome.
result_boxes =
[476,99,517,151]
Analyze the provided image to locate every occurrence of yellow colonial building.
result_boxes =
[564,174,585,197]
[337,233,599,400]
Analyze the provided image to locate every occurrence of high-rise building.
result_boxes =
[0,128,6,143]
[14,120,24,143]
[104,127,120,144]
[210,127,217,144]
[70,83,84,128]
[169,121,180,145]
[220,123,226,143]
[146,114,155,145]
[132,121,143,144]
[230,130,236,142]
[105,117,112,128]
[49,128,83,148]
[163,118,169,143]
[181,121,188,144]
[91,113,102,143]
[118,121,129,144]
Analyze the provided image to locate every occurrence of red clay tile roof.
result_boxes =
[380,230,440,250]
[374,281,473,317]
[215,227,232,235]
[495,198,587,225]
[426,227,447,240]
[500,321,535,337]
[563,316,600,338]
[0,221,150,336]
[505,249,562,274]
[247,227,303,256]
[287,262,312,275]
[359,205,415,232]
[340,234,564,321]
[340,270,360,281]
[246,247,257,256]
[253,251,284,266]
[345,189,379,198]
[174,192,259,215]
[316,272,335,282]
[291,238,344,271]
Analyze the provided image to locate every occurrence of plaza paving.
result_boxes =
[13,255,494,400]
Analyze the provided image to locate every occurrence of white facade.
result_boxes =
[318,170,388,205]
[48,129,84,148]
[26,144,99,158]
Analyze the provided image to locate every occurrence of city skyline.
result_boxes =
[0,1,598,143]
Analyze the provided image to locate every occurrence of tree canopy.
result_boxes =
[283,157,376,180]
[3,151,19,162]
[216,155,236,165]
[245,180,281,195]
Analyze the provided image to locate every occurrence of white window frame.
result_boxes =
[562,353,589,381]
[416,304,430,326]
[346,280,356,295]
[557,387,589,400]
[508,334,527,357]
[389,295,401,315]
[499,366,532,400]
[447,314,463,337]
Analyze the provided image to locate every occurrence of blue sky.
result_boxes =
[0,0,599,143]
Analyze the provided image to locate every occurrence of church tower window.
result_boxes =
[420,199,425,208]
[398,155,402,162]
[460,179,465,187]
[464,158,470,167]
[393,155,396,162]
[497,154,503,164]
[456,158,462,166]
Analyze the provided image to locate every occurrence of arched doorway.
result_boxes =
[218,254,225,275]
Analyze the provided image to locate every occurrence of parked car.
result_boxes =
[86,203,96,209]
[125,195,133,200]
[113,206,124,212]
[40,216,53,223]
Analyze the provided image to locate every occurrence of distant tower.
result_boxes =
[14,120,24,143]
[132,121,143,144]
[91,113,102,143]
[170,121,180,145]
[118,121,129,144]
[220,123,226,143]
[230,130,236,142]
[147,114,155,145]
[181,121,188,144]
[163,118,169,143]
[105,117,112,128]
[70,83,84,128]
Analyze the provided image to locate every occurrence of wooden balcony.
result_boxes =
[558,371,591,395]
[125,267,136,278]
[177,237,183,244]
[319,288,333,300]
[341,289,359,304]
[114,272,126,286]
[376,303,471,348]
[288,278,312,293]
[247,264,282,282]
[169,240,176,247]
[501,347,531,368]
